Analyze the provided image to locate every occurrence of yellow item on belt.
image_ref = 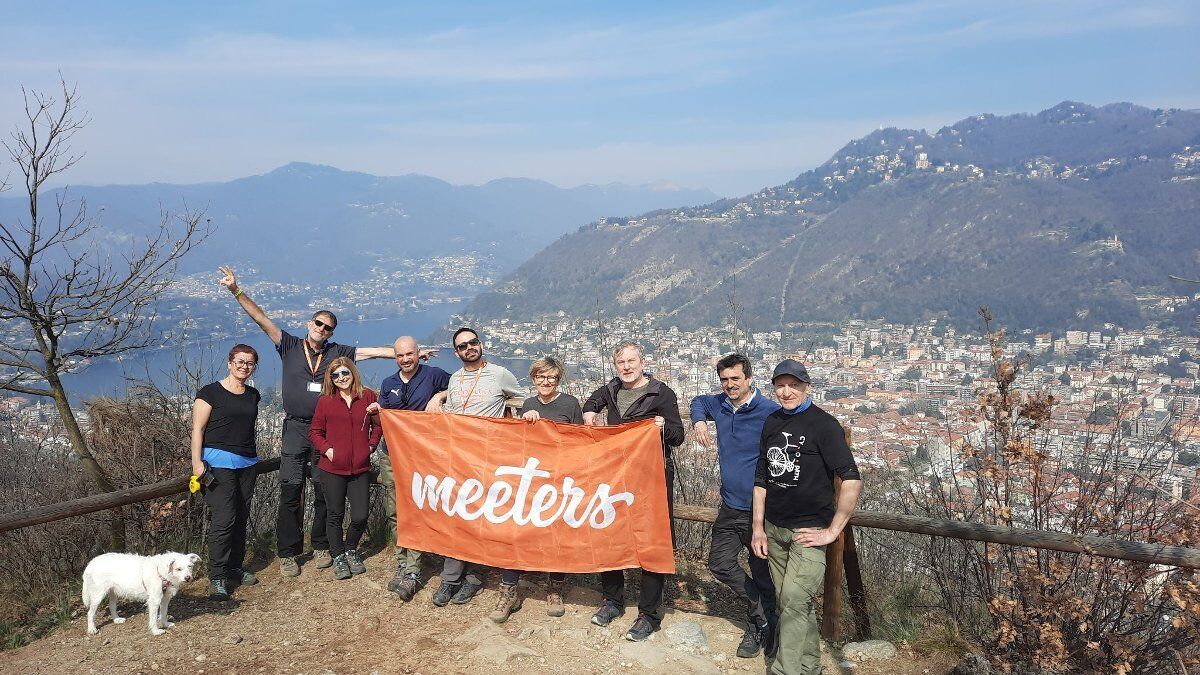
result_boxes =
[189,474,201,493]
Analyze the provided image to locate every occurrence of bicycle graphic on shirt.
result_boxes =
[766,432,806,481]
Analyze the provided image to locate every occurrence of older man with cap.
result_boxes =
[750,359,862,675]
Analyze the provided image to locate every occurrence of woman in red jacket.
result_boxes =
[309,356,381,580]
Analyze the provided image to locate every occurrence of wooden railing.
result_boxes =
[3,456,1198,643]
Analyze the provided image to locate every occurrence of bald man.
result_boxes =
[370,336,452,600]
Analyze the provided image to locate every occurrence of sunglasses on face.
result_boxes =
[454,337,481,351]
[313,319,336,332]
[331,369,352,379]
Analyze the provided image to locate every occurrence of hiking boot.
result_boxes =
[591,600,624,627]
[345,549,366,575]
[737,619,768,658]
[278,556,300,577]
[230,569,258,588]
[391,572,421,601]
[208,579,231,601]
[488,583,522,624]
[545,581,566,617]
[332,554,353,580]
[450,578,483,605]
[432,581,460,607]
[387,564,406,593]
[312,549,334,569]
[624,613,657,642]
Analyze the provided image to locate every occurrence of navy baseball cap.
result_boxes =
[771,359,811,384]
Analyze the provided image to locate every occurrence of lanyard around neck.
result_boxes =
[460,363,486,413]
[302,340,324,379]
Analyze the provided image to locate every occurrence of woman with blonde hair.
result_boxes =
[308,357,381,580]
[489,356,584,623]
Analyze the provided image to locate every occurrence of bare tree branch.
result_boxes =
[0,79,210,549]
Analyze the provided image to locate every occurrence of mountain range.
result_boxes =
[465,102,1200,331]
[0,164,717,282]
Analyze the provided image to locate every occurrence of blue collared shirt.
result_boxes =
[689,388,782,511]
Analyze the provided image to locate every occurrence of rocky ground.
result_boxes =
[0,551,956,674]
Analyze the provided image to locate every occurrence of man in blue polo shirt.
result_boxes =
[690,353,781,659]
[369,335,451,601]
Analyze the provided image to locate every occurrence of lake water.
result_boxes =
[58,303,506,401]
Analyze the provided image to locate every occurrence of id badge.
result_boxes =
[307,381,322,393]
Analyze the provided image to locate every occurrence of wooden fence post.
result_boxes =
[820,475,845,642]
[843,525,871,639]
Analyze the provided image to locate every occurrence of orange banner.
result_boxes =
[380,410,675,574]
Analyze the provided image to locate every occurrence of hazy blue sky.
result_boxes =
[2,1,1197,196]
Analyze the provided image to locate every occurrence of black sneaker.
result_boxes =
[591,600,625,627]
[208,579,231,601]
[624,613,657,642]
[229,569,258,588]
[432,581,460,607]
[332,554,352,580]
[345,549,366,575]
[450,578,483,604]
[737,620,768,658]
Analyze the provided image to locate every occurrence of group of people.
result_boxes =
[189,266,862,674]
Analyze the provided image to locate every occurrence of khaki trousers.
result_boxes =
[765,520,826,674]
[375,448,423,576]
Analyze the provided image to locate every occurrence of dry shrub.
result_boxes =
[916,310,1200,673]
[0,377,285,640]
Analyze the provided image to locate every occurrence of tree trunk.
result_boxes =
[47,369,126,549]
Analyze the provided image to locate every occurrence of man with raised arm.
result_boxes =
[218,266,435,578]
[365,335,451,601]
[690,353,781,659]
[424,327,522,609]
[751,359,862,675]
[582,340,685,642]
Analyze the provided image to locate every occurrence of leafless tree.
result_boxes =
[0,80,210,547]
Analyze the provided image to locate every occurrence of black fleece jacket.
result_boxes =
[582,375,686,454]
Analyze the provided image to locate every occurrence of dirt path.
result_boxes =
[1,553,955,674]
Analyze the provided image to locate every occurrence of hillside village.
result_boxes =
[470,312,1200,512]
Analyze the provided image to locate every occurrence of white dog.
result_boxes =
[82,551,200,636]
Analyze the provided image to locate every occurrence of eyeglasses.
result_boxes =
[331,369,352,379]
[231,360,257,368]
[313,319,336,332]
[533,374,560,383]
[399,380,410,408]
[454,337,481,351]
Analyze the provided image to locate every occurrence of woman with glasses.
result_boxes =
[489,356,584,623]
[190,344,262,600]
[309,357,382,580]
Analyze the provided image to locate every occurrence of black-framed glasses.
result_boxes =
[231,360,257,368]
[534,374,560,383]
[331,369,352,378]
[313,319,336,332]
[455,337,481,351]
[399,380,410,408]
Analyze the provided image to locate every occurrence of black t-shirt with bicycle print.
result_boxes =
[754,404,860,529]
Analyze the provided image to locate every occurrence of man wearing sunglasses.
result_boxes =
[219,266,436,579]
[425,327,522,607]
[370,335,451,601]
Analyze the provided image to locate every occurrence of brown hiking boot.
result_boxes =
[546,580,565,617]
[278,556,300,577]
[488,583,522,624]
[311,549,333,569]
